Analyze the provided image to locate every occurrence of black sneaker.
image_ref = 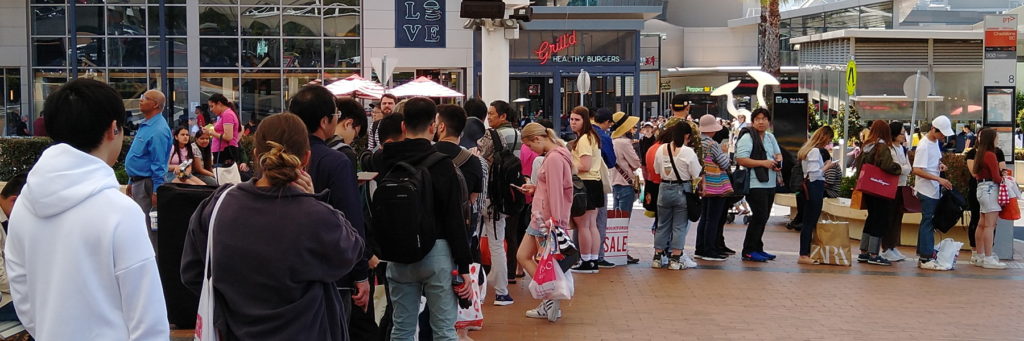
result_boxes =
[721,247,737,255]
[857,253,870,263]
[595,259,616,268]
[867,255,892,266]
[626,254,640,264]
[571,261,599,274]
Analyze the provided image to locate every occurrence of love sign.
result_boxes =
[395,0,446,48]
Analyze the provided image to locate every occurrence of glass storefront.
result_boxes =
[2,68,23,136]
[21,0,362,135]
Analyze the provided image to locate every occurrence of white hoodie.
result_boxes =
[5,144,169,340]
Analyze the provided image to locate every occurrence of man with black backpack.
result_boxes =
[476,100,525,307]
[374,97,473,340]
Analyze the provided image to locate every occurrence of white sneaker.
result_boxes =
[970,253,983,266]
[919,260,948,271]
[682,254,698,269]
[982,256,1008,269]
[667,257,682,270]
[882,249,905,262]
[893,249,908,260]
[526,300,561,319]
[545,300,561,322]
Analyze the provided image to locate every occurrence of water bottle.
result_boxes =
[451,270,472,309]
[149,210,158,232]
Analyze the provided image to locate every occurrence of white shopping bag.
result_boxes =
[195,185,236,341]
[934,238,963,270]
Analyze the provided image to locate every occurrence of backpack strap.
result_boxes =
[489,128,505,153]
[453,149,473,168]
[419,152,449,170]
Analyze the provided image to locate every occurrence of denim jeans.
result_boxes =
[800,180,825,256]
[743,188,776,255]
[612,185,636,211]
[917,194,940,259]
[695,196,727,256]
[655,182,690,252]
[387,240,458,341]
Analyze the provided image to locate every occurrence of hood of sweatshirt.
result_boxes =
[20,144,122,218]
[378,138,438,171]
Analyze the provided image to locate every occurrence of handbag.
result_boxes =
[213,147,242,185]
[900,187,921,213]
[998,180,1010,206]
[1000,198,1021,220]
[699,152,733,197]
[854,163,898,199]
[570,175,588,217]
[642,180,659,212]
[666,146,702,222]
[195,185,237,341]
[730,168,750,196]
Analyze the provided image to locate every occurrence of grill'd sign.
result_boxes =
[534,31,621,65]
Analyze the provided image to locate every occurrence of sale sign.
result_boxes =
[604,210,632,265]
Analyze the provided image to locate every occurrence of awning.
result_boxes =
[850,95,945,102]
[664,66,800,75]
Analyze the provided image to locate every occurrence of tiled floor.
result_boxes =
[468,206,1024,340]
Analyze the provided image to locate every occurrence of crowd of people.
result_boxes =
[0,78,1015,341]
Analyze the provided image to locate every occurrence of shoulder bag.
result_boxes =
[195,185,237,341]
[666,145,702,222]
[699,151,733,197]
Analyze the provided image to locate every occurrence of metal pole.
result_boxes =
[159,0,170,122]
[69,1,77,79]
[382,55,387,87]
[910,69,921,131]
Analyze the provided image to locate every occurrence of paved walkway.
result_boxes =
[470,205,1024,340]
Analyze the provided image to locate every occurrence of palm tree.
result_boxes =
[758,0,791,108]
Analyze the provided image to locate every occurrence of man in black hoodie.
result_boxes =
[378,97,472,340]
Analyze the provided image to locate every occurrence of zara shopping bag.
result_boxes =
[809,220,852,266]
[195,185,236,341]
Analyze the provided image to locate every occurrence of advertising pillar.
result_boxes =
[982,14,1017,260]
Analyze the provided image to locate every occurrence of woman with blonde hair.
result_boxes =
[567,106,604,273]
[181,113,365,340]
[515,122,574,322]
[795,126,835,264]
[854,120,903,266]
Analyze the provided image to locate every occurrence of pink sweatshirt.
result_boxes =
[532,146,575,229]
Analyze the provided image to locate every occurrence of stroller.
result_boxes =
[724,196,751,225]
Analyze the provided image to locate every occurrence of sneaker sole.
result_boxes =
[571,269,599,274]
[742,258,768,262]
[700,257,727,262]
[597,264,617,268]
[867,261,892,266]
[494,301,514,306]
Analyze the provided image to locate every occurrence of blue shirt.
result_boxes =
[592,124,617,169]
[735,131,781,189]
[125,115,172,189]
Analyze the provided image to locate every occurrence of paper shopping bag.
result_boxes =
[809,221,852,266]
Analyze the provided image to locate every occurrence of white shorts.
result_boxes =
[976,181,1001,214]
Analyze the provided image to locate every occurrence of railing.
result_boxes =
[535,0,665,6]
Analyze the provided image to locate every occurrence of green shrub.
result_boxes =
[838,175,856,198]
[0,136,134,184]
[1015,148,1024,161]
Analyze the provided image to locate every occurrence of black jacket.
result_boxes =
[181,182,365,341]
[378,138,472,274]
[308,136,369,286]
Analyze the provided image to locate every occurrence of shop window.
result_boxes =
[199,6,239,36]
[150,38,189,68]
[108,6,147,36]
[324,7,359,37]
[240,71,283,121]
[200,38,239,67]
[76,37,105,67]
[147,5,187,36]
[242,38,281,67]
[32,6,66,36]
[33,38,66,67]
[241,6,281,36]
[109,37,147,67]
[324,39,359,68]
[76,5,106,35]
[200,70,240,105]
[282,7,321,36]
[283,39,321,68]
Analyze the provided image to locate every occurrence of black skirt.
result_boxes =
[583,180,605,210]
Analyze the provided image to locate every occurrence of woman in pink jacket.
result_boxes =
[515,122,574,323]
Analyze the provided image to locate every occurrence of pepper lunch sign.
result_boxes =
[534,31,622,65]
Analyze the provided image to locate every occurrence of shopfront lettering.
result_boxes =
[535,31,578,65]
[548,55,621,64]
[396,0,445,48]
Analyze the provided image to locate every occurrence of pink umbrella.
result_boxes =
[950,105,982,116]
[325,74,385,100]
[389,76,464,98]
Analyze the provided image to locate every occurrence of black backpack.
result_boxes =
[371,152,447,264]
[789,160,805,193]
[934,188,968,233]
[486,128,526,216]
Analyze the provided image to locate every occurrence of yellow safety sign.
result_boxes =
[846,60,857,96]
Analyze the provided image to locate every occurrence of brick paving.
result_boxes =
[469,205,1024,340]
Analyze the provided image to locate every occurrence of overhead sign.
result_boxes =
[395,0,446,48]
[846,60,857,96]
[983,14,1017,87]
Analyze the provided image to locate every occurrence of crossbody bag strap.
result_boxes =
[666,145,684,182]
[203,185,237,281]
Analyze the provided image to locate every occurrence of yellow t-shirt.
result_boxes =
[573,133,603,181]
[911,133,921,147]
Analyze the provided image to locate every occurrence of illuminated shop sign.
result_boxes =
[534,31,622,65]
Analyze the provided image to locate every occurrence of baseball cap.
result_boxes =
[671,94,690,111]
[931,115,954,136]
